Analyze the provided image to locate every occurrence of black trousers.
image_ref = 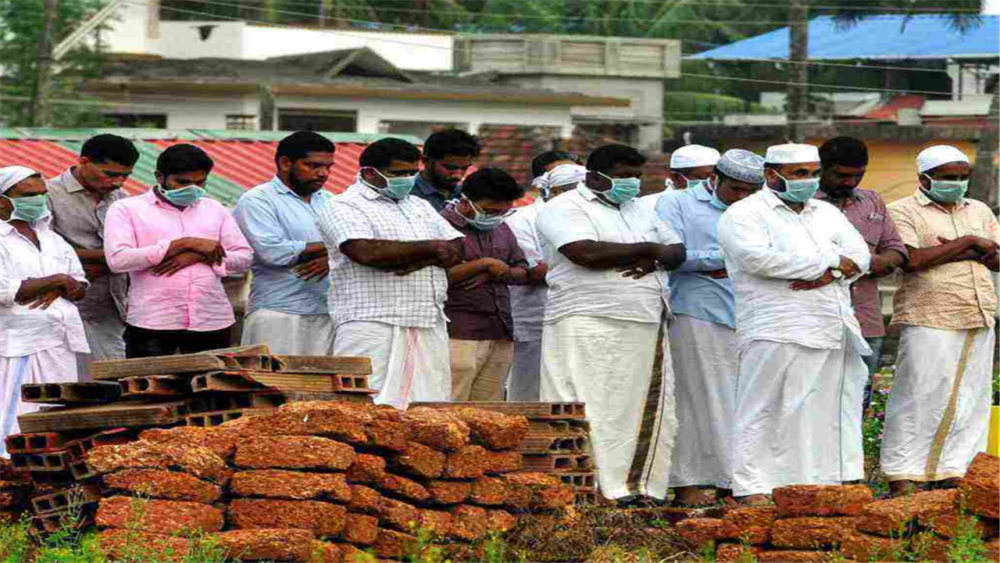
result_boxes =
[124,325,232,359]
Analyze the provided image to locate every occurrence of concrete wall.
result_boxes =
[159,22,247,60]
[103,95,257,130]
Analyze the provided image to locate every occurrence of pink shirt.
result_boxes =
[103,190,253,332]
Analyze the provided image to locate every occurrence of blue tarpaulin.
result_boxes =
[689,15,999,61]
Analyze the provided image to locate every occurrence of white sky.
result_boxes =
[984,0,1000,14]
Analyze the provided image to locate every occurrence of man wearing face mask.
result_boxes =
[718,143,871,503]
[318,138,464,409]
[234,132,336,355]
[657,149,764,506]
[46,134,139,379]
[881,145,999,497]
[442,168,540,401]
[815,137,908,413]
[104,144,253,358]
[536,144,686,506]
[0,166,89,453]
[505,162,587,402]
[412,129,481,212]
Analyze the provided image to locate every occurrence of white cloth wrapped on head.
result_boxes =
[670,145,721,169]
[916,145,969,173]
[545,164,588,189]
[0,166,38,194]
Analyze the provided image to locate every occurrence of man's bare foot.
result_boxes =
[889,480,918,497]
[737,494,771,506]
[672,486,715,507]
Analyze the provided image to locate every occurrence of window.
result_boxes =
[103,114,167,128]
[278,109,357,133]
[226,114,258,131]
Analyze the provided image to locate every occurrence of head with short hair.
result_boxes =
[585,144,647,195]
[531,150,578,180]
[819,137,869,199]
[76,134,140,196]
[359,138,422,190]
[421,129,481,193]
[456,167,524,221]
[275,131,337,196]
[155,144,214,191]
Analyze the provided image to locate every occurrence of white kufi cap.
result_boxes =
[916,145,969,173]
[765,143,820,164]
[0,166,38,195]
[717,149,765,184]
[670,145,721,169]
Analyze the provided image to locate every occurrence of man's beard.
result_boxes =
[289,172,323,195]
[825,185,854,199]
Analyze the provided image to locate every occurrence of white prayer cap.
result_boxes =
[765,143,820,164]
[0,166,38,195]
[670,145,721,169]
[916,145,970,173]
[547,163,588,188]
[717,149,765,184]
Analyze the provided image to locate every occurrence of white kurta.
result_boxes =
[731,330,868,496]
[881,326,995,482]
[241,309,335,356]
[541,316,676,501]
[668,315,739,489]
[0,347,78,456]
[332,320,450,409]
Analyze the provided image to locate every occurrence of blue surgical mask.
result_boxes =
[160,184,206,207]
[773,172,820,204]
[922,174,968,204]
[364,168,415,200]
[464,198,508,231]
[681,175,714,193]
[709,191,729,211]
[2,194,50,223]
[597,172,641,204]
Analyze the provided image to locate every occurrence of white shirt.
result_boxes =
[717,188,872,352]
[0,217,90,357]
[505,199,547,341]
[536,184,682,325]
[638,193,663,213]
[317,181,463,329]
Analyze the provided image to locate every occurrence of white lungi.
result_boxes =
[333,320,450,409]
[541,315,676,501]
[0,345,79,456]
[241,309,335,356]
[731,331,867,496]
[507,339,541,402]
[76,315,126,382]
[668,315,739,489]
[881,325,995,482]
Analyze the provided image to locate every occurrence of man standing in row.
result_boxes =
[536,144,686,505]
[47,134,139,378]
[881,145,999,496]
[719,144,871,503]
[0,167,89,452]
[816,137,908,410]
[104,144,253,357]
[319,138,463,408]
[413,129,480,212]
[507,163,587,401]
[235,132,337,355]
[658,149,765,505]
[443,168,535,401]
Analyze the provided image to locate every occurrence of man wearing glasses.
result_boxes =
[46,134,139,379]
[440,168,544,401]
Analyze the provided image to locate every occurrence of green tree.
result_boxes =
[0,0,110,127]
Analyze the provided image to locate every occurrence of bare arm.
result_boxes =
[903,236,996,273]
[14,275,71,303]
[869,249,908,278]
[297,242,328,264]
[74,248,107,264]
[559,241,664,270]
[342,239,462,271]
[448,258,497,284]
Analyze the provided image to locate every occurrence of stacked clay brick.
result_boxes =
[88,401,575,562]
[675,453,999,562]
[0,458,32,525]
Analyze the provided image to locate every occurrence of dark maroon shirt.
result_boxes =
[442,206,529,341]
[817,188,909,338]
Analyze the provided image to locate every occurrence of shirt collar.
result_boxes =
[694,184,712,202]
[60,168,88,194]
[351,180,403,204]
[415,173,462,200]
[146,185,204,211]
[914,186,967,209]
[0,214,52,236]
[270,176,320,202]
[442,205,469,228]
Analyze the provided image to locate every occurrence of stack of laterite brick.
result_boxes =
[78,400,575,562]
[0,457,33,525]
[410,402,597,505]
[675,453,1000,562]
[10,346,377,534]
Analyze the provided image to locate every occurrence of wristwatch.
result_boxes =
[831,269,844,280]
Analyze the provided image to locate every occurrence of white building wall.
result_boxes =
[100,1,162,56]
[103,95,256,130]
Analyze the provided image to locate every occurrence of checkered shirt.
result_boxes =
[317,181,463,328]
